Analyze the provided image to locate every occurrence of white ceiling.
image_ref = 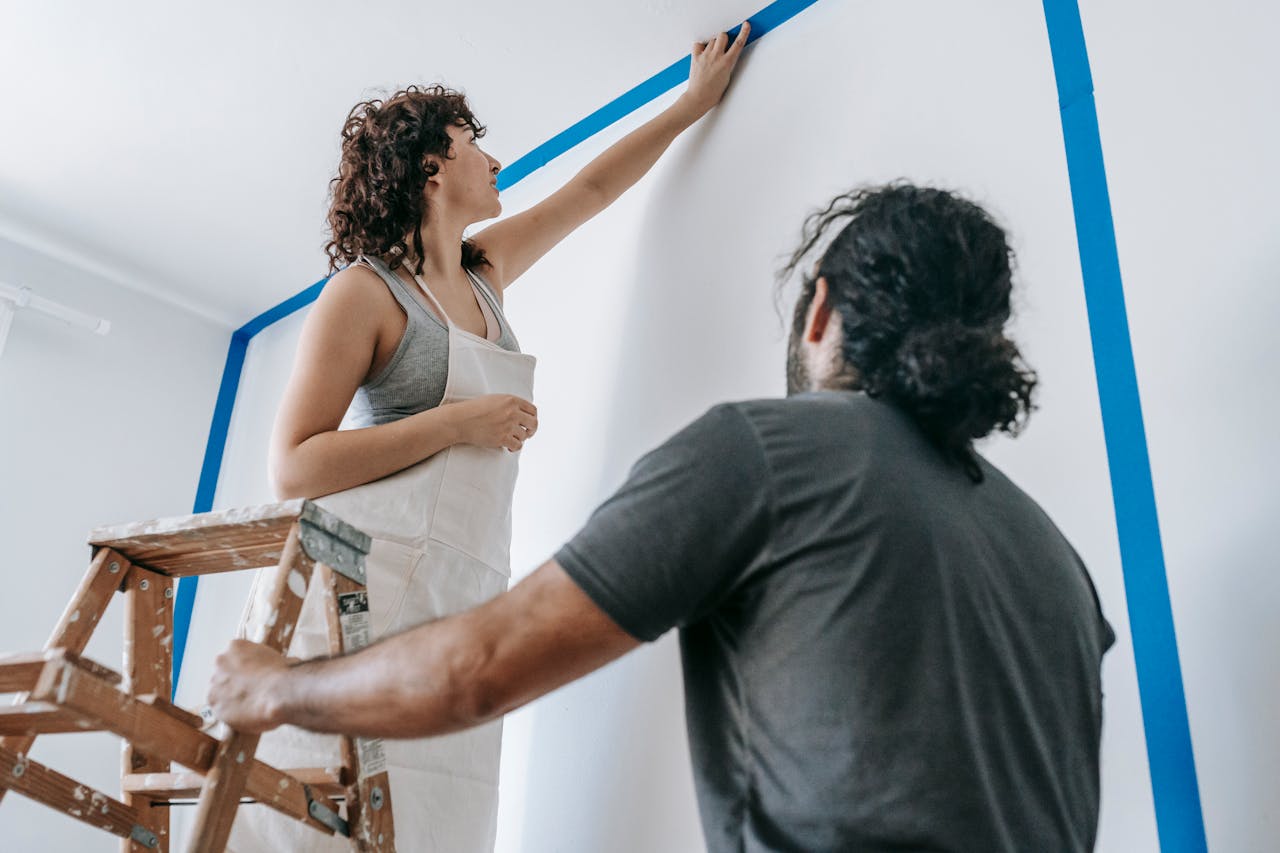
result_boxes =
[1,0,765,327]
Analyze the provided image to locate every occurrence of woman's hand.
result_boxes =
[451,394,539,452]
[677,21,751,121]
[470,21,750,292]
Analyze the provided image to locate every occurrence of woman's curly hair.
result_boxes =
[325,84,490,275]
[782,183,1038,480]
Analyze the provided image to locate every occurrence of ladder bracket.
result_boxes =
[305,784,350,837]
[298,501,371,584]
[130,824,159,848]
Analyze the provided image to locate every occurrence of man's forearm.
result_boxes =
[210,561,640,740]
[271,614,493,739]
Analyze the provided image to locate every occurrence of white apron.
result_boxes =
[228,274,535,853]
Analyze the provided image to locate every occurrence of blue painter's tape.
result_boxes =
[237,278,329,339]
[173,330,250,695]
[499,0,821,188]
[179,16,1205,851]
[172,0,823,695]
[1042,0,1207,849]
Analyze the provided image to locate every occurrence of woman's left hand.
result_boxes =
[678,21,751,120]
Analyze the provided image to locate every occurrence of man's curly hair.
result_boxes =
[782,183,1038,481]
[325,84,490,275]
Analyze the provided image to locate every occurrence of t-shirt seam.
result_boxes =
[722,403,778,846]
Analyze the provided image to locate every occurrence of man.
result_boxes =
[211,184,1115,852]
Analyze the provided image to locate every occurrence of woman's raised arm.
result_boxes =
[474,22,750,290]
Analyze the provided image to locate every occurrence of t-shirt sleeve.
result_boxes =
[555,403,772,642]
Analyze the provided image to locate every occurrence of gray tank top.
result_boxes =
[346,255,521,428]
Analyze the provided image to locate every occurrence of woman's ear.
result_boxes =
[423,156,445,193]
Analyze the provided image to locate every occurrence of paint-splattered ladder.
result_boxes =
[0,500,396,852]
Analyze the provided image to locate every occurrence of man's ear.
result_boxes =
[805,276,836,343]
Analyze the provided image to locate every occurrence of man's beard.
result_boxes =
[785,327,809,396]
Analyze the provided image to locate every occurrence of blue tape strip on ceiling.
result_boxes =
[177,1,1207,847]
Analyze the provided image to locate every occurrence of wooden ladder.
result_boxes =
[0,500,396,851]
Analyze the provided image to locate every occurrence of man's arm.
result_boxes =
[208,560,640,738]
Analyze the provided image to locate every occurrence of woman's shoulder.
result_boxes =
[306,262,407,339]
[320,261,397,306]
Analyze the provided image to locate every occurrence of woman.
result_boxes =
[228,24,750,853]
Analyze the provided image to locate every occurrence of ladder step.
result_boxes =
[86,499,369,578]
[124,767,345,800]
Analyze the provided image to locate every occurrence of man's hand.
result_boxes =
[208,638,291,733]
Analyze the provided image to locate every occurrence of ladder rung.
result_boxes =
[0,702,97,736]
[0,744,149,843]
[124,767,345,800]
[0,650,121,693]
[135,693,206,730]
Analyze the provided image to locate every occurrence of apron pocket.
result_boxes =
[387,540,510,636]
[363,538,424,638]
[428,445,516,575]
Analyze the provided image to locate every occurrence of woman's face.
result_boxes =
[432,122,503,224]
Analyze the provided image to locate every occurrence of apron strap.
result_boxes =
[404,267,455,327]
[407,266,498,341]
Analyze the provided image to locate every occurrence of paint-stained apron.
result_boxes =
[227,277,535,853]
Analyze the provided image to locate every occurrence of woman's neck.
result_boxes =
[411,216,466,279]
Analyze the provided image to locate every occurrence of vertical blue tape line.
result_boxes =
[172,0,822,693]
[1042,1,1207,850]
[172,330,249,695]
[180,14,1204,849]
[172,280,329,696]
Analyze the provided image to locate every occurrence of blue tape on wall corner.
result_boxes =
[1041,0,1207,850]
[172,0,822,692]
[171,280,332,693]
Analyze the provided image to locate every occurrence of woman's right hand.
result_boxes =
[451,395,539,452]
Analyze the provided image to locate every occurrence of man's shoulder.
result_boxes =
[714,391,901,440]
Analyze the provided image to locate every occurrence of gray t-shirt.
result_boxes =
[556,391,1114,853]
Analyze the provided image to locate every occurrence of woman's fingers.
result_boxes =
[701,22,748,57]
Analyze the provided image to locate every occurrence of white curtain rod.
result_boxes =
[0,279,111,336]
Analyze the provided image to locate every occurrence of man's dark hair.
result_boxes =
[782,183,1038,481]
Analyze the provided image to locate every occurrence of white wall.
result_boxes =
[162,2,1277,852]
[0,234,228,849]
[496,3,1164,849]
[1082,1,1280,846]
